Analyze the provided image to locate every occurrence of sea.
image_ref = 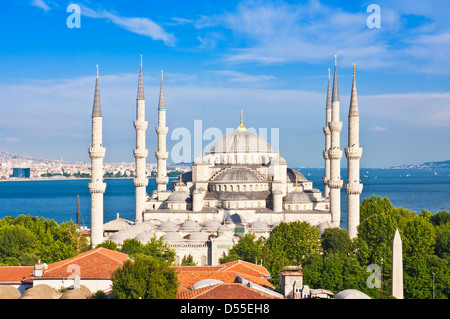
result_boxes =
[0,168,449,230]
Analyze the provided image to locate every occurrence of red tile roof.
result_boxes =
[0,266,33,284]
[178,283,281,299]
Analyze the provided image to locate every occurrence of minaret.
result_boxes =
[327,55,343,227]
[155,71,169,193]
[88,65,106,248]
[345,64,363,239]
[322,69,332,199]
[133,55,149,223]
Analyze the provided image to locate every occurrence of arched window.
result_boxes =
[201,256,207,266]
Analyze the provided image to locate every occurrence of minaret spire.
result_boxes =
[327,55,343,227]
[322,68,332,199]
[88,64,106,247]
[345,63,363,238]
[156,70,169,193]
[133,55,149,224]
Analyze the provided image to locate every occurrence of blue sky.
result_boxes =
[0,0,449,168]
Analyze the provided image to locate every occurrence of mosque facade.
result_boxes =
[88,55,362,266]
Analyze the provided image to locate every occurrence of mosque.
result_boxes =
[88,55,362,266]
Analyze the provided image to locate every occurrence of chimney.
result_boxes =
[279,266,303,298]
[34,260,44,277]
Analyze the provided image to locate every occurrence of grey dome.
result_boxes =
[224,213,246,225]
[161,232,183,242]
[334,289,371,299]
[135,231,155,243]
[284,191,311,203]
[286,168,308,183]
[212,167,264,182]
[207,130,274,154]
[202,220,222,231]
[166,190,190,203]
[60,285,92,299]
[180,220,201,231]
[158,220,178,231]
[188,232,209,242]
[249,220,270,231]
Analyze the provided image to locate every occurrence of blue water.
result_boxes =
[0,169,449,230]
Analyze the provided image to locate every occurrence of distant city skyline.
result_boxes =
[0,0,449,168]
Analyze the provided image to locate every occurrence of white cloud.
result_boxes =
[31,0,50,12]
[369,126,388,132]
[213,70,276,82]
[79,5,175,45]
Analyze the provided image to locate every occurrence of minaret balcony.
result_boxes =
[322,176,328,185]
[322,149,330,159]
[345,183,363,195]
[328,179,343,189]
[328,121,342,132]
[88,182,106,194]
[156,126,168,135]
[345,147,363,160]
[134,120,148,131]
[133,148,148,159]
[323,126,331,135]
[328,149,342,160]
[134,178,149,187]
[155,176,169,185]
[155,150,169,160]
[88,147,106,159]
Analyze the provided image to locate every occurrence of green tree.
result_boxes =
[0,225,36,263]
[430,210,450,227]
[219,233,266,264]
[181,254,196,266]
[436,224,450,261]
[96,240,119,251]
[321,227,352,255]
[111,255,178,299]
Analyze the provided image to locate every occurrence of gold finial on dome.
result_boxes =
[295,176,299,191]
[237,109,246,132]
[179,174,183,191]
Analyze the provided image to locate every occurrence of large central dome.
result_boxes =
[207,130,274,154]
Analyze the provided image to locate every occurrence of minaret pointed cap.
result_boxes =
[92,65,102,117]
[332,55,339,102]
[137,55,145,100]
[326,68,331,110]
[349,63,359,116]
[158,70,165,110]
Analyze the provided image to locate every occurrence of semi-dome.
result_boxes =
[212,167,264,183]
[202,220,222,231]
[180,220,201,231]
[286,168,308,182]
[161,232,183,242]
[166,190,190,203]
[187,232,209,241]
[158,220,178,231]
[284,191,311,203]
[249,220,270,231]
[207,130,274,154]
[224,213,246,225]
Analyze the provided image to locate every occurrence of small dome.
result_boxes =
[180,220,201,231]
[135,231,155,243]
[0,285,21,299]
[188,232,209,242]
[108,230,134,243]
[166,190,190,203]
[133,221,157,232]
[284,191,311,203]
[202,220,222,231]
[334,289,371,299]
[249,220,270,231]
[60,285,92,299]
[158,220,178,231]
[20,285,60,299]
[161,232,183,242]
